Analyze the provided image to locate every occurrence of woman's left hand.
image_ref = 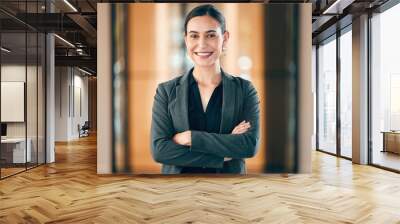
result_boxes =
[172,131,192,146]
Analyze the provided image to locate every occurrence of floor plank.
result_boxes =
[1,135,400,223]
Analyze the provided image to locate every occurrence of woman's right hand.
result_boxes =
[225,121,251,162]
[231,120,251,135]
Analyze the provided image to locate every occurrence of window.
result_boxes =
[317,36,337,154]
[340,29,352,158]
[371,2,400,171]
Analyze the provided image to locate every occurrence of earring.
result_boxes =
[221,47,227,57]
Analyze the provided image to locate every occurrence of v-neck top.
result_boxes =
[181,71,223,173]
[188,70,223,134]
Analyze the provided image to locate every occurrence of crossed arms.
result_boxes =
[150,80,260,168]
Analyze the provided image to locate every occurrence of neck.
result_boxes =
[193,63,222,85]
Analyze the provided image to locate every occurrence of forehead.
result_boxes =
[187,15,221,33]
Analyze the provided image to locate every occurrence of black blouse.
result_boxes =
[180,71,223,173]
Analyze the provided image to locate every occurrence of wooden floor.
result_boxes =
[0,167,26,178]
[1,163,45,178]
[1,135,400,223]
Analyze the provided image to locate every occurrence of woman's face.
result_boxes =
[185,15,229,68]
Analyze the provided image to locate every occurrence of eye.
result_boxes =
[207,33,216,38]
[190,34,199,39]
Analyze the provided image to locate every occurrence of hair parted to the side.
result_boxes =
[184,4,226,35]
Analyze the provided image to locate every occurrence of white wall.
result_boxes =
[73,73,89,137]
[54,67,89,141]
[1,65,26,138]
[55,66,69,141]
[1,65,37,138]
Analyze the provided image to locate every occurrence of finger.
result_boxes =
[234,121,245,129]
[232,127,246,134]
[239,125,250,128]
[232,128,240,134]
[232,128,241,134]
[232,131,242,135]
[233,127,249,134]
[240,126,248,130]
[236,122,250,129]
[232,122,251,134]
[238,124,251,130]
[238,125,251,132]
[232,126,240,132]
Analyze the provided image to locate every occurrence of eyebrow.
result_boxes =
[188,30,217,34]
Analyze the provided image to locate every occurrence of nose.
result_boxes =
[198,36,207,48]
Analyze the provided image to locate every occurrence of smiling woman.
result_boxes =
[150,4,261,174]
[124,3,269,174]
[105,2,313,174]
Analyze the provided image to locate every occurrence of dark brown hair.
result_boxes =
[184,4,226,35]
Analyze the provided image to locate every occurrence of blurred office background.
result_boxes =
[127,3,266,173]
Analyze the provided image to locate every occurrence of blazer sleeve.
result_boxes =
[190,80,260,159]
[151,83,225,168]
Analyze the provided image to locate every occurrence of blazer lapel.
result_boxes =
[220,70,236,134]
[174,69,191,131]
[173,68,237,134]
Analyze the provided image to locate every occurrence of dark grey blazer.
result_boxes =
[151,68,260,174]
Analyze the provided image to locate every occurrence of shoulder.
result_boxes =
[157,75,181,90]
[156,75,183,96]
[225,73,257,94]
[227,74,259,106]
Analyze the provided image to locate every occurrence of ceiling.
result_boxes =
[1,0,97,74]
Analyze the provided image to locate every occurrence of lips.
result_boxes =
[194,52,213,58]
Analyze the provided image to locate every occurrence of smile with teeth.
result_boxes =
[195,52,213,57]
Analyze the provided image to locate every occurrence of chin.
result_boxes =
[192,59,218,68]
[194,62,215,67]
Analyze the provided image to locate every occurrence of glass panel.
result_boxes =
[340,29,352,158]
[38,32,45,165]
[26,0,39,170]
[371,3,400,171]
[1,30,28,177]
[0,1,46,179]
[318,37,337,154]
[27,31,38,169]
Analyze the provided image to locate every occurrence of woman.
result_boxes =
[151,4,260,174]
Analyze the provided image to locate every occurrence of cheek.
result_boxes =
[186,43,196,53]
[213,42,223,54]
[213,40,223,51]
[185,39,192,51]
